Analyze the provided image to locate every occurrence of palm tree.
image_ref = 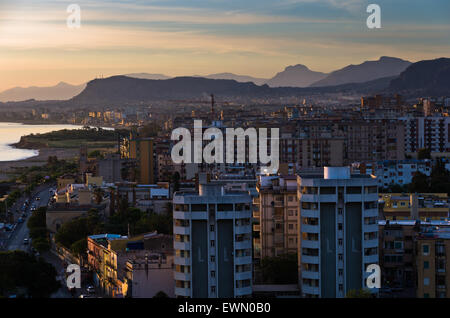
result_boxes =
[93,188,105,205]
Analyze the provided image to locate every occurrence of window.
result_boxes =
[211,286,216,294]
[210,240,215,247]
[210,225,215,232]
[423,244,430,255]
[424,278,430,286]
[210,256,215,263]
[424,261,429,269]
[211,271,215,278]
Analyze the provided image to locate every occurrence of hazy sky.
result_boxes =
[0,0,449,91]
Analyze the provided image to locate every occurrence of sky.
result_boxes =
[0,0,449,91]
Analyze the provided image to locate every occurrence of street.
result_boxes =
[5,185,53,251]
[1,184,79,297]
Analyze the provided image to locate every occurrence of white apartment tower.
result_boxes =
[173,173,253,298]
[297,167,379,298]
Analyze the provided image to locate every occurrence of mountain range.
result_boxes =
[1,57,448,104]
[310,56,411,87]
[0,82,86,102]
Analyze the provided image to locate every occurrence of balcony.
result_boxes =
[235,240,252,249]
[235,256,252,265]
[364,239,378,249]
[300,194,320,202]
[175,287,191,297]
[174,256,190,266]
[346,194,363,202]
[174,271,191,281]
[235,225,252,235]
[302,240,320,249]
[174,226,190,235]
[235,271,252,281]
[235,286,252,297]
[302,285,320,295]
[302,224,319,234]
[301,209,319,218]
[174,241,190,250]
[364,254,378,264]
[364,209,378,217]
[301,255,319,264]
[302,270,319,280]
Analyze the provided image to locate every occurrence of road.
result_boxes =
[6,186,53,251]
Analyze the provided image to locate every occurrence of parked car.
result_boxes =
[86,285,95,294]
[17,217,24,224]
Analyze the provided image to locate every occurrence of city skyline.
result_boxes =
[0,0,450,91]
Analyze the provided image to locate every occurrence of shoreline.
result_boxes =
[0,147,79,182]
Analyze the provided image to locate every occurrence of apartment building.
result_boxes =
[417,229,450,298]
[361,159,432,188]
[297,166,379,298]
[255,175,298,260]
[401,117,450,155]
[129,137,155,184]
[378,220,418,293]
[345,119,405,163]
[87,232,174,298]
[173,173,253,298]
[379,193,449,221]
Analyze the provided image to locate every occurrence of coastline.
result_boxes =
[0,147,79,182]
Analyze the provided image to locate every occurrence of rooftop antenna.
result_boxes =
[210,94,215,120]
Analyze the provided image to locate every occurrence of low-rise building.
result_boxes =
[380,193,449,221]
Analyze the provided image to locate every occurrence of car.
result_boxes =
[35,197,40,201]
[79,294,92,298]
[21,213,26,218]
[86,285,95,294]
[23,238,29,245]
[17,217,24,224]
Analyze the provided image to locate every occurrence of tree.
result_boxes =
[346,288,373,298]
[71,238,87,258]
[153,291,168,298]
[408,172,429,193]
[0,251,60,297]
[93,188,105,205]
[260,254,298,284]
[417,148,431,160]
[171,172,181,192]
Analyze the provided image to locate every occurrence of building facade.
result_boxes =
[173,173,253,298]
[297,167,379,298]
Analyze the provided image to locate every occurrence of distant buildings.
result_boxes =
[87,232,174,298]
[401,117,450,155]
[416,227,450,298]
[354,159,432,188]
[297,167,379,298]
[379,193,449,221]
[129,137,155,184]
[173,173,253,298]
[255,175,298,259]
